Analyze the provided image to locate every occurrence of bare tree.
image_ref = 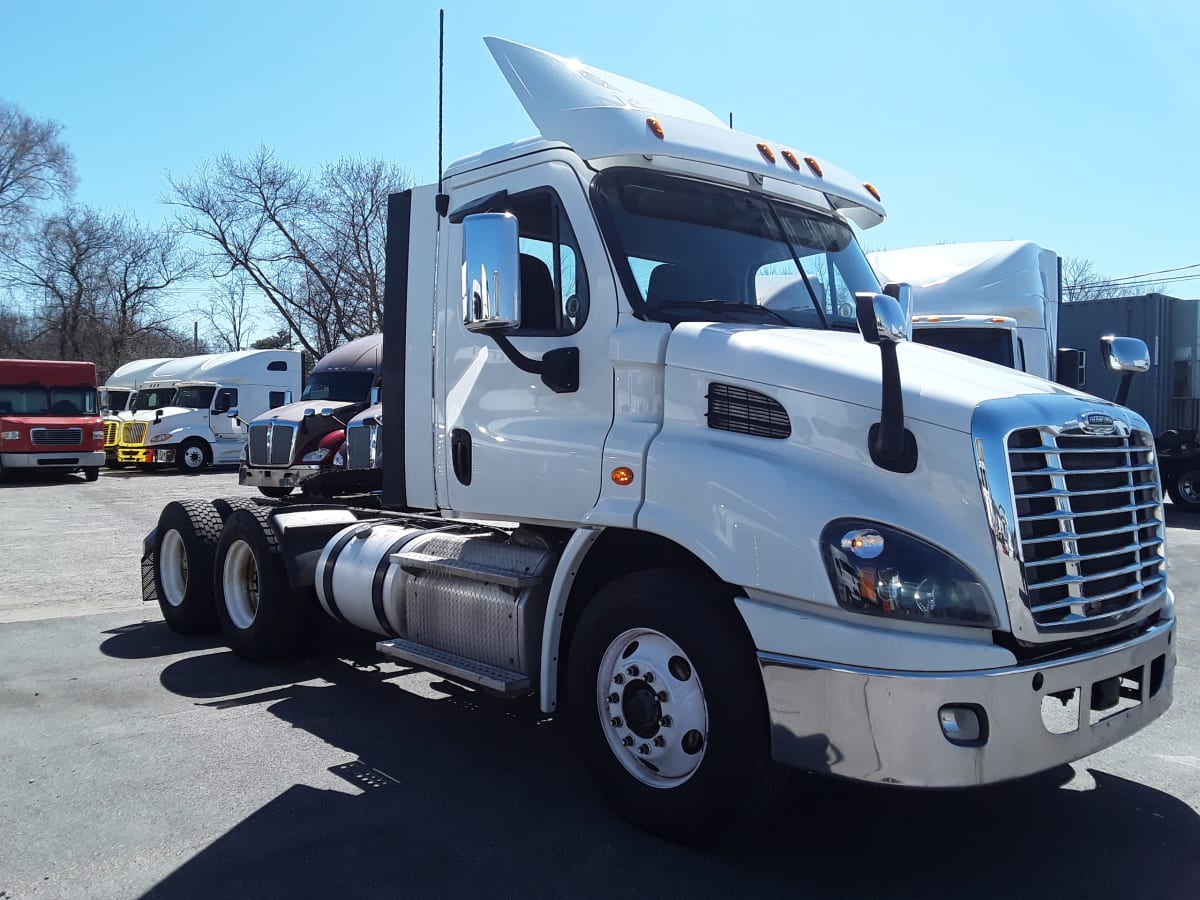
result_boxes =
[168,148,410,356]
[200,273,259,351]
[1,206,197,370]
[1062,255,1156,302]
[0,100,76,242]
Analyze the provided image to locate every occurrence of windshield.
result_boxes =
[301,371,374,403]
[594,169,880,329]
[913,327,1016,368]
[0,385,97,416]
[131,388,176,411]
[174,385,216,410]
[102,388,132,412]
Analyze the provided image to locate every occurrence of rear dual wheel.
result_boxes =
[153,500,224,634]
[1166,466,1200,512]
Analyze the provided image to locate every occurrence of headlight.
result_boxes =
[333,445,346,467]
[92,430,105,440]
[301,449,330,464]
[1,430,19,441]
[820,520,997,628]
[150,433,173,443]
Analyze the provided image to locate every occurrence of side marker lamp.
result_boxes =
[646,117,665,139]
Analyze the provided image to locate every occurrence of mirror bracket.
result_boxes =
[491,335,579,394]
[856,292,918,474]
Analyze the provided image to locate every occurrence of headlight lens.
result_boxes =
[302,449,330,464]
[1,430,19,440]
[820,520,997,628]
[333,445,346,467]
[150,433,173,443]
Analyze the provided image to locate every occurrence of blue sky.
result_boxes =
[4,0,1198,325]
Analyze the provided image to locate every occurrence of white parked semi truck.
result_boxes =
[141,39,1175,842]
[116,349,301,472]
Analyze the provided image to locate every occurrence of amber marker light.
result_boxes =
[611,467,635,486]
[781,149,801,170]
[756,142,776,164]
[646,117,665,139]
[863,182,882,201]
[804,156,823,177]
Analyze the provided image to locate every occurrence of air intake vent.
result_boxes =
[706,383,790,439]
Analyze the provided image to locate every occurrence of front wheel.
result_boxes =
[566,569,781,843]
[258,485,294,499]
[177,439,211,474]
[214,508,313,660]
[1166,466,1200,512]
[83,467,99,482]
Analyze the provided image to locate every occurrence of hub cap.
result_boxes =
[182,446,205,469]
[159,529,188,608]
[1180,471,1199,504]
[596,628,708,788]
[222,540,260,629]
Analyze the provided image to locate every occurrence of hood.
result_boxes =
[249,399,364,426]
[666,323,1095,433]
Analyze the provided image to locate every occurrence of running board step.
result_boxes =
[375,638,531,695]
[391,550,544,588]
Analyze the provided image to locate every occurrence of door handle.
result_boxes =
[451,428,472,485]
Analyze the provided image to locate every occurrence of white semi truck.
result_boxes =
[141,39,1175,842]
[116,349,301,472]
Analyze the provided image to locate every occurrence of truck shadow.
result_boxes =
[1164,504,1200,531]
[122,627,1200,900]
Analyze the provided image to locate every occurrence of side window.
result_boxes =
[269,391,288,408]
[502,190,589,335]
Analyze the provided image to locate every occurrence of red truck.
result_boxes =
[0,359,105,483]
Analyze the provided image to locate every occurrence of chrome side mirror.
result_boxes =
[302,408,316,418]
[462,212,520,332]
[882,282,914,340]
[856,292,908,345]
[226,407,239,419]
[369,385,381,405]
[1101,336,1150,373]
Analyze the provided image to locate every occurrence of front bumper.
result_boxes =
[1,450,105,469]
[239,464,320,489]
[117,445,179,464]
[761,616,1175,786]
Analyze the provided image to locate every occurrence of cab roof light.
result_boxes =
[757,142,776,164]
[646,117,665,139]
[863,182,882,202]
[781,149,801,170]
[804,156,823,177]
[989,317,1007,324]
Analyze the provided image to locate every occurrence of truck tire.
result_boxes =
[153,500,223,634]
[83,466,100,482]
[1166,466,1200,512]
[177,438,211,474]
[258,485,294,499]
[566,568,782,843]
[214,508,313,660]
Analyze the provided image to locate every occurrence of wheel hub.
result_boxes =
[596,629,709,787]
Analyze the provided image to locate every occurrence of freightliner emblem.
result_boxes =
[1080,411,1117,435]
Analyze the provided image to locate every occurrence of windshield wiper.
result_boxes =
[659,299,792,326]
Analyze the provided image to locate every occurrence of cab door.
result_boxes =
[439,160,616,523]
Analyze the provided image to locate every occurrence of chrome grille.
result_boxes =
[345,420,380,469]
[103,420,120,447]
[1007,427,1165,633]
[121,422,148,445]
[247,422,296,466]
[31,427,82,446]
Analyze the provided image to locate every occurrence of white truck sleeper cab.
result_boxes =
[141,37,1175,843]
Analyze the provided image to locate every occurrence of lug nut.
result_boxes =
[621,736,634,747]
[643,671,654,683]
[607,693,619,704]
[626,665,640,677]
[659,715,672,728]
[611,716,623,727]
[653,736,666,748]
[613,674,624,685]
[637,743,650,755]
[656,691,668,702]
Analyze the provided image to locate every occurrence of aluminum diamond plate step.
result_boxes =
[391,550,543,588]
[376,638,532,695]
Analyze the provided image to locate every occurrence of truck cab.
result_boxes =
[239,335,381,497]
[0,359,104,483]
[144,38,1175,843]
[100,357,175,465]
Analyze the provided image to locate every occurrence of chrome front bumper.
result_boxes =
[1,450,105,469]
[239,464,320,489]
[761,616,1175,786]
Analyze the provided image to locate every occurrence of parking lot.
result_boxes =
[1,467,1197,899]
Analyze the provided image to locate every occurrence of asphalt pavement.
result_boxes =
[1,467,1197,899]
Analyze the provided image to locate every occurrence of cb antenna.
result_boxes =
[436,9,449,216]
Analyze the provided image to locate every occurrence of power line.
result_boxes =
[1073,261,1200,289]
